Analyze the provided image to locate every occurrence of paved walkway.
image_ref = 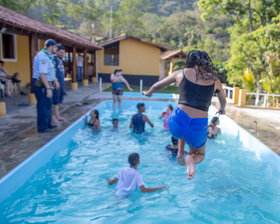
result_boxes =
[212,98,280,154]
[0,91,279,178]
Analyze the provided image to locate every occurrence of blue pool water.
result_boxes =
[1,100,280,223]
[123,91,178,99]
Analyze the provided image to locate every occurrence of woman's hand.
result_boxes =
[142,90,152,97]
[216,109,225,115]
[128,87,133,91]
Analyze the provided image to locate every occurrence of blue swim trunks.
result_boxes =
[168,107,208,149]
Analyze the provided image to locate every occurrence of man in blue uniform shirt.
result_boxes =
[32,39,60,132]
[52,44,66,122]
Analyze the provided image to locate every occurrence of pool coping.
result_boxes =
[1,99,279,203]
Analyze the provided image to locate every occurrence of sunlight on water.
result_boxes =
[1,101,280,224]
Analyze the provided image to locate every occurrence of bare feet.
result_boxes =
[186,155,195,180]
[52,116,59,125]
[177,150,186,166]
[56,115,66,121]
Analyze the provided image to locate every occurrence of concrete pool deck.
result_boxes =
[0,88,279,178]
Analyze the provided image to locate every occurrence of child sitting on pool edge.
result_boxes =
[106,153,167,193]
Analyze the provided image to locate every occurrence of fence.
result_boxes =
[246,92,280,108]
[222,85,280,109]
[222,86,234,103]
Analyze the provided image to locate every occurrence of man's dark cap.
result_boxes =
[57,44,65,51]
[45,39,57,47]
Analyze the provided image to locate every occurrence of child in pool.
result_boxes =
[106,153,167,193]
[207,116,221,138]
[130,103,154,133]
[159,104,173,131]
[165,136,178,153]
[85,109,100,130]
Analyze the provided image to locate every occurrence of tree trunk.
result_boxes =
[248,0,253,32]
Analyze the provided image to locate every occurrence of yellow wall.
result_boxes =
[97,38,161,76]
[0,34,31,86]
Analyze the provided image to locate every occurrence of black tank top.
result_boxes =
[178,72,215,111]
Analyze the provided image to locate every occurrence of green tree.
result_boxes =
[199,0,280,32]
[226,23,280,90]
[260,53,280,94]
[0,0,36,14]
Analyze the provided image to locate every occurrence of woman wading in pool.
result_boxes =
[143,50,226,180]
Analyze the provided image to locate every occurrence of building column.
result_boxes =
[169,58,176,74]
[233,87,240,104]
[238,89,246,107]
[71,47,78,90]
[82,48,88,86]
[28,33,37,104]
[67,50,71,78]
[0,102,6,117]
[93,51,97,83]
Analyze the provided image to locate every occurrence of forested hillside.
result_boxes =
[1,0,279,92]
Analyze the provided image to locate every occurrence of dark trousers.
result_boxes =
[32,79,53,132]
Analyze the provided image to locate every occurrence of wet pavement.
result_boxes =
[212,98,280,154]
[0,90,279,178]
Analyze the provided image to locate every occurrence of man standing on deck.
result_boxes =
[52,44,66,123]
[32,39,60,132]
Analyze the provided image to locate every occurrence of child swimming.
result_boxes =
[159,104,173,131]
[207,116,221,138]
[130,103,154,133]
[106,153,167,193]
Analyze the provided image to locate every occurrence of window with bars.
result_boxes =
[1,33,17,61]
[104,42,119,66]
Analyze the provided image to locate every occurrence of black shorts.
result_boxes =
[53,87,64,105]
[112,88,123,96]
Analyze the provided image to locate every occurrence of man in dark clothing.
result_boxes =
[130,103,154,133]
[52,44,66,122]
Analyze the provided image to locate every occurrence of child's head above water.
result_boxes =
[128,153,140,167]
[211,116,219,126]
[166,104,173,114]
[112,118,118,128]
[90,109,99,120]
[137,103,145,112]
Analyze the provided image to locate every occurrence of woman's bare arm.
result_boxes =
[215,80,226,114]
[143,69,182,97]
[121,77,133,91]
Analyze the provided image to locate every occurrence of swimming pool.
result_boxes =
[1,100,280,223]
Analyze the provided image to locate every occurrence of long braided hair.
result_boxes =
[185,50,221,81]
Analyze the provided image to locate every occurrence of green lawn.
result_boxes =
[104,84,179,94]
